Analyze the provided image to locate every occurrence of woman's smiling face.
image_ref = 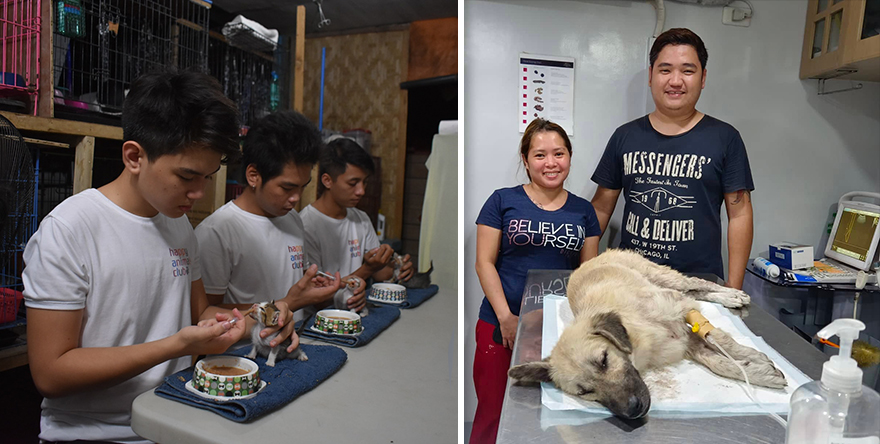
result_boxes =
[523,130,571,190]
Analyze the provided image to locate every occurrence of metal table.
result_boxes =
[745,262,880,341]
[497,269,828,444]
[131,287,457,444]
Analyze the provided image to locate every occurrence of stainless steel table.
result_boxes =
[131,287,457,444]
[497,269,828,444]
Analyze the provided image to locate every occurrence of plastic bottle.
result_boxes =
[785,319,880,444]
[269,71,280,112]
[753,257,780,279]
[56,0,85,38]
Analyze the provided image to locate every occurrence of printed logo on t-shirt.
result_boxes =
[621,150,712,261]
[348,239,361,259]
[169,247,190,278]
[622,151,711,180]
[288,245,304,270]
[506,219,585,255]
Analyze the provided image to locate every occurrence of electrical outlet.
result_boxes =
[722,4,751,27]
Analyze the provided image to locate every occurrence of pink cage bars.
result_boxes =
[0,0,40,115]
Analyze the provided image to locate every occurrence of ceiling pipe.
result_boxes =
[647,0,666,38]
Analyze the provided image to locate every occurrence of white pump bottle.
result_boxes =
[785,319,880,444]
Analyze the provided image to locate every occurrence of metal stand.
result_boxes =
[817,68,864,95]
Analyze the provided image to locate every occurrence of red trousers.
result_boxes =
[470,319,513,444]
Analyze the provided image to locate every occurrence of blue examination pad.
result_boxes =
[297,304,400,347]
[369,284,439,308]
[154,344,346,422]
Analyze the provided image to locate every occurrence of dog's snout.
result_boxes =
[624,395,650,419]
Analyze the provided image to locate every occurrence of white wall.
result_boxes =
[463,0,880,424]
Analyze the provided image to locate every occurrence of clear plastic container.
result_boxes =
[785,319,880,444]
[786,380,880,444]
[343,129,372,153]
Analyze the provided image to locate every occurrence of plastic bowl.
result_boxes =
[314,309,362,335]
[192,356,261,398]
[369,283,407,303]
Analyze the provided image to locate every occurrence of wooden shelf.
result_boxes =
[0,111,122,140]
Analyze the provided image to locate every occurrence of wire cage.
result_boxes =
[52,0,210,116]
[221,17,277,54]
[0,0,41,115]
[0,116,36,327]
[35,150,72,224]
[207,33,278,127]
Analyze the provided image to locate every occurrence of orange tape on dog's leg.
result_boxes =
[685,309,715,339]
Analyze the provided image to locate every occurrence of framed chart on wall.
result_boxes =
[518,53,575,134]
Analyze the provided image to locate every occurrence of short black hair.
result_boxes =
[317,138,375,197]
[122,69,241,163]
[650,28,708,70]
[241,110,322,184]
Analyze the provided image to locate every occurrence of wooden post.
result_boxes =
[213,165,227,213]
[38,0,54,117]
[172,24,180,66]
[292,5,305,112]
[391,34,410,239]
[291,5,308,212]
[72,136,95,194]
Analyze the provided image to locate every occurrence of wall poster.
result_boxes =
[518,53,575,134]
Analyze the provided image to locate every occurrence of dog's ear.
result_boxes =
[508,359,553,383]
[592,312,632,354]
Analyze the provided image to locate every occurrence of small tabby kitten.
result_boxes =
[401,261,433,289]
[346,276,368,317]
[390,253,405,283]
[245,301,308,367]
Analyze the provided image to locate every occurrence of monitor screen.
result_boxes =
[825,204,880,270]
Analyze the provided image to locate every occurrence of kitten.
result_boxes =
[390,252,405,283]
[346,276,368,318]
[401,261,433,289]
[245,301,308,367]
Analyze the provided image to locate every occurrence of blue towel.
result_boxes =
[154,344,346,422]
[298,304,400,347]
[368,284,439,309]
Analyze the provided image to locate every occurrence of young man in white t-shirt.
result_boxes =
[196,110,366,324]
[300,138,414,306]
[21,70,297,443]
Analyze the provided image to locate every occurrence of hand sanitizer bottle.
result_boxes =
[785,319,880,444]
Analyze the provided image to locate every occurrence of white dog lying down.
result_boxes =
[508,250,786,419]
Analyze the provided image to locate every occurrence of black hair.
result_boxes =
[316,138,375,197]
[240,110,322,184]
[122,68,241,163]
[649,28,708,71]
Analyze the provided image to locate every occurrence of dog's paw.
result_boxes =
[297,352,309,361]
[707,290,750,308]
[750,362,787,389]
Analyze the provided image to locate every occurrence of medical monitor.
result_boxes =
[824,199,880,271]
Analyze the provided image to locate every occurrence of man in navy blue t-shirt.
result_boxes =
[591,28,754,289]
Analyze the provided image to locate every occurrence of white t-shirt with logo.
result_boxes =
[300,205,379,278]
[195,201,308,323]
[22,188,197,443]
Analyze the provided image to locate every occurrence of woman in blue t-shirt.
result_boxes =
[470,118,601,444]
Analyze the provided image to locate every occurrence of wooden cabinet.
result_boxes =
[800,0,880,80]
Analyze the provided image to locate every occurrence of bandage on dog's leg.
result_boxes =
[685,309,715,339]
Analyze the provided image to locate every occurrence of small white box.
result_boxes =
[769,243,814,270]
